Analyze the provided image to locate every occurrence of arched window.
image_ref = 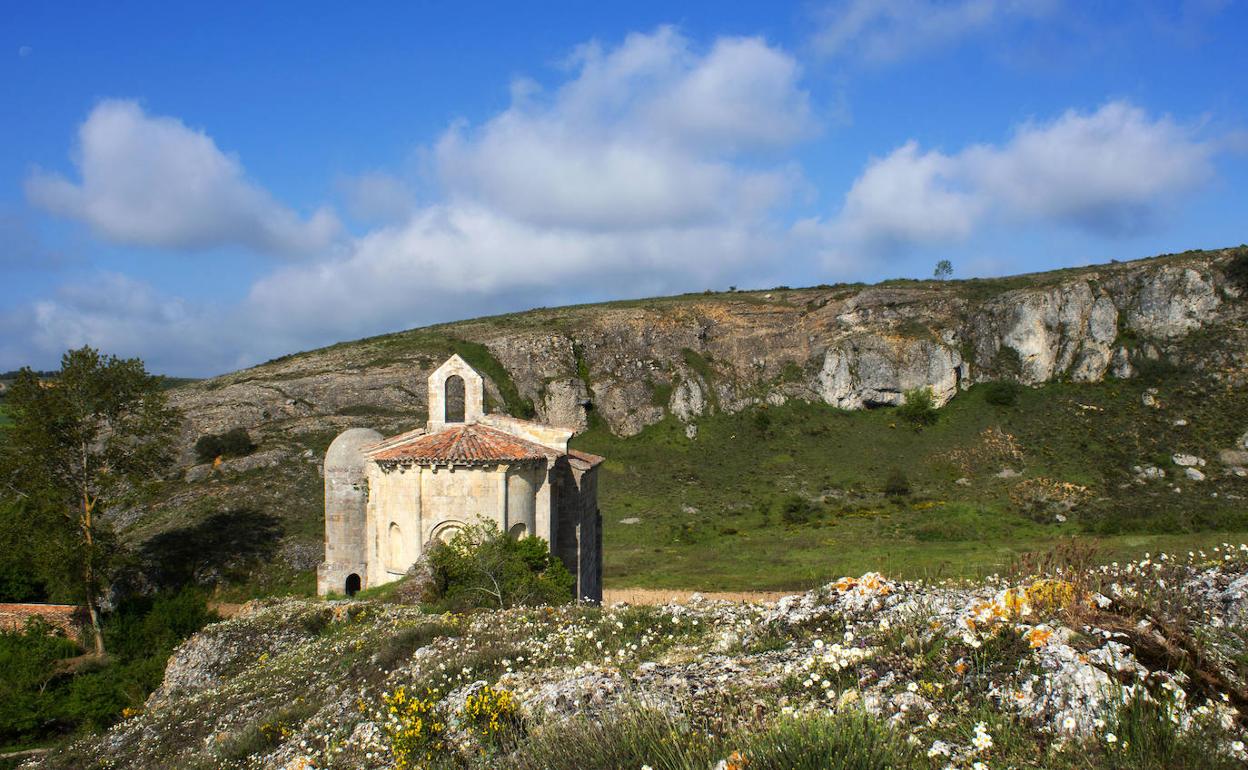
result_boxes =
[444,375,465,423]
[431,521,463,544]
[388,523,404,571]
[508,523,527,539]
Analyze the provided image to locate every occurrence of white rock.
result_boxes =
[619,518,641,525]
[1185,467,1206,482]
[1172,453,1205,467]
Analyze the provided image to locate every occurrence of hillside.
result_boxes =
[121,246,1248,594]
[22,548,1248,769]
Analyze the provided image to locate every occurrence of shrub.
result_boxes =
[461,684,523,753]
[883,469,911,498]
[982,381,1021,407]
[381,685,449,770]
[0,621,79,744]
[0,588,216,748]
[776,494,815,525]
[1226,245,1248,293]
[734,711,919,770]
[896,388,938,428]
[507,706,715,770]
[426,523,574,611]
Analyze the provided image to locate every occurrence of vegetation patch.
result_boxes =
[448,339,536,419]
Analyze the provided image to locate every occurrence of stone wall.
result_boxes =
[0,603,86,636]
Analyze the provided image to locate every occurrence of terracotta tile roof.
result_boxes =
[567,448,606,468]
[366,423,559,465]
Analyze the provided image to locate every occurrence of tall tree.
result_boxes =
[933,259,954,280]
[0,348,180,655]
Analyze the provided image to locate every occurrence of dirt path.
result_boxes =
[601,588,795,605]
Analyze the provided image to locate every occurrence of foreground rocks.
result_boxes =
[27,546,1248,769]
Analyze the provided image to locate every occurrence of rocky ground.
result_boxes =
[27,544,1248,769]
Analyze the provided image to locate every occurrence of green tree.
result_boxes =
[933,259,953,280]
[0,348,180,655]
[427,522,574,611]
[896,387,939,428]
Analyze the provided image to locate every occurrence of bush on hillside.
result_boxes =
[426,523,574,611]
[194,427,255,463]
[883,469,911,497]
[1226,246,1248,292]
[776,494,815,525]
[897,388,938,428]
[983,381,1022,407]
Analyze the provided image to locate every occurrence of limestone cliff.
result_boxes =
[170,247,1245,450]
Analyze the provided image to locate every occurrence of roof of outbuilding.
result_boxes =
[365,423,560,465]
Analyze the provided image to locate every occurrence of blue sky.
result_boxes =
[2,1,1246,376]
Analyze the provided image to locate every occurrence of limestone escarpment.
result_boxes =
[169,248,1245,452]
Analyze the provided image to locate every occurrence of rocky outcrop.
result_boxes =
[168,248,1245,451]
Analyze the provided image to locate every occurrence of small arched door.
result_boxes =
[345,574,361,597]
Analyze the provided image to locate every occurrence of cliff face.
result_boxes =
[169,248,1245,449]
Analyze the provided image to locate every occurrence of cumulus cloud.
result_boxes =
[5,29,812,375]
[338,171,418,225]
[26,100,340,256]
[813,0,1056,62]
[825,101,1217,256]
[435,27,812,230]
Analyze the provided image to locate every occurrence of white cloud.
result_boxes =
[26,100,340,256]
[5,29,812,375]
[435,27,812,230]
[963,101,1215,234]
[824,101,1217,255]
[813,0,1056,62]
[837,141,982,246]
[338,171,418,225]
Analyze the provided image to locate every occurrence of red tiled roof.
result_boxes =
[366,423,559,465]
[567,448,606,468]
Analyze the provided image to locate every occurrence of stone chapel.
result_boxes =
[317,355,604,602]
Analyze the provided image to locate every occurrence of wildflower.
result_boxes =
[972,722,994,751]
[1105,733,1118,744]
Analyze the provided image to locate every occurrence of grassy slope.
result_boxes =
[107,247,1248,596]
[573,368,1248,590]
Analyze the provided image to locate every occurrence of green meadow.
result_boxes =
[573,373,1248,589]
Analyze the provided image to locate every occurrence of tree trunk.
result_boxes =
[80,490,106,656]
[85,594,105,657]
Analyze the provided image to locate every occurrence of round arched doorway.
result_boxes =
[345,574,361,597]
